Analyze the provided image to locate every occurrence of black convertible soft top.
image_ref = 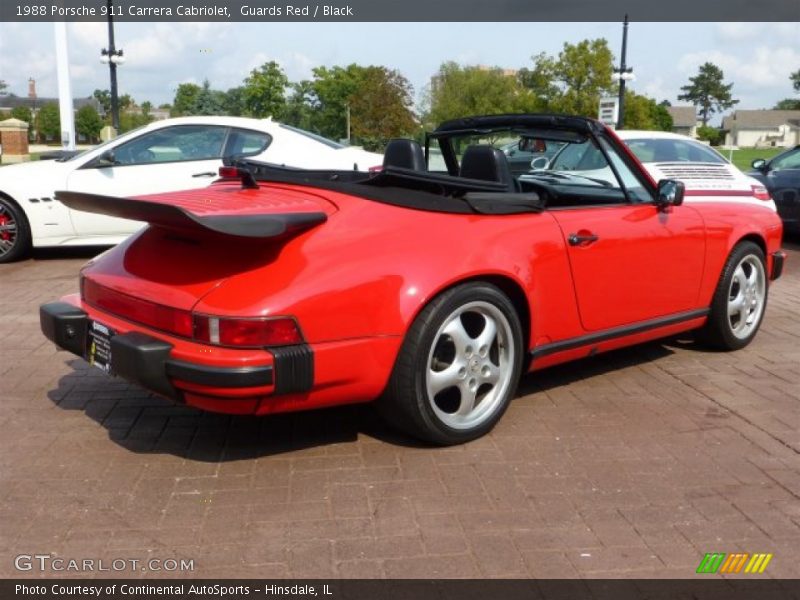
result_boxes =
[240,161,547,216]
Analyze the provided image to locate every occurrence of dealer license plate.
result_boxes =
[87,320,115,374]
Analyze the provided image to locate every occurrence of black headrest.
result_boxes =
[459,145,515,190]
[383,139,426,171]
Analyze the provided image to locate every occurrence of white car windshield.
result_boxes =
[624,138,727,164]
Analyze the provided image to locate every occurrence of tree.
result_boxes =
[774,71,800,110]
[75,105,103,142]
[348,66,417,150]
[36,103,60,142]
[774,98,800,110]
[10,106,32,123]
[140,101,152,117]
[696,125,723,146]
[222,87,245,116]
[678,62,738,126]
[192,80,227,115]
[0,80,8,95]
[425,63,533,128]
[93,89,111,114]
[171,83,202,116]
[306,65,365,139]
[241,61,288,118]
[119,112,153,133]
[519,39,615,117]
[622,91,673,131]
[283,80,321,132]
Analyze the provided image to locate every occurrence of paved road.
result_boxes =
[1,240,799,579]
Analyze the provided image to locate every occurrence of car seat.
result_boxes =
[383,139,427,171]
[459,145,516,191]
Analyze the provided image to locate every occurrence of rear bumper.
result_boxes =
[40,301,277,402]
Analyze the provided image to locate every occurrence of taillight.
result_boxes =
[751,185,771,201]
[193,315,302,347]
[368,165,383,173]
[82,277,194,338]
[82,276,303,348]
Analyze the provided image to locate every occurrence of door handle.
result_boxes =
[568,232,599,246]
[192,171,216,178]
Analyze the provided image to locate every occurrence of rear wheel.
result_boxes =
[700,241,767,350]
[379,282,523,445]
[0,195,31,263]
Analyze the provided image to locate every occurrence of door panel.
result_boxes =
[551,204,706,331]
[65,124,231,237]
[65,159,223,236]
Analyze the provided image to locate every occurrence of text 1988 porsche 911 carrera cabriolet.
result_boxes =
[40,114,786,445]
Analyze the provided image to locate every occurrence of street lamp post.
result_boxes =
[100,0,125,131]
[614,14,634,130]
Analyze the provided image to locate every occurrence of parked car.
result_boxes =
[0,116,383,263]
[596,130,773,208]
[747,145,800,233]
[40,113,785,445]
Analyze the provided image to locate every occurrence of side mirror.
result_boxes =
[751,158,767,171]
[531,156,548,170]
[93,150,117,167]
[656,179,685,208]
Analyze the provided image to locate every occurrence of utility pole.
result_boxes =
[100,0,124,131]
[614,15,633,130]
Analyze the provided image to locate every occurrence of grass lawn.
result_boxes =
[718,147,785,171]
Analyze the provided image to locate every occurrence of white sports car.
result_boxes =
[614,130,773,206]
[0,116,383,262]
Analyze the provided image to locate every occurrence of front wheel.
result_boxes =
[700,241,768,350]
[379,282,524,445]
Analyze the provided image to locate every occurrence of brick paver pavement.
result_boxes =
[1,241,799,579]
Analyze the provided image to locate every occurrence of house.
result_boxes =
[666,106,698,138]
[722,110,800,148]
[0,79,104,141]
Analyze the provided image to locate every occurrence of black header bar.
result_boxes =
[3,0,799,22]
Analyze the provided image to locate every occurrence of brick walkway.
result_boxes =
[1,241,799,579]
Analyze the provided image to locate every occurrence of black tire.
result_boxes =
[699,241,768,351]
[0,195,31,263]
[378,282,524,445]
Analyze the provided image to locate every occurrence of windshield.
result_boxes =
[623,138,727,164]
[279,124,345,149]
[64,124,150,162]
[438,127,653,203]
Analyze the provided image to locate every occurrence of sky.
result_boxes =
[0,21,798,124]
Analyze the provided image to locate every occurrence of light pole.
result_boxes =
[100,0,125,131]
[614,14,634,130]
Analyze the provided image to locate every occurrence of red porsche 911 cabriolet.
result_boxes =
[40,114,786,445]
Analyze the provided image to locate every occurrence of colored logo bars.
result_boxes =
[696,552,773,574]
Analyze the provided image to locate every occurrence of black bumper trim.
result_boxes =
[272,344,314,394]
[40,302,274,399]
[770,250,786,281]
[165,360,273,388]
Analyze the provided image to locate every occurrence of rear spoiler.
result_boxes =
[55,191,327,239]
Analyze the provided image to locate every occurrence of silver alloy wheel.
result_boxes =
[727,254,766,340]
[0,200,17,257]
[425,300,515,430]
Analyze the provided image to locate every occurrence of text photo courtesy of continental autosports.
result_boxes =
[1,0,800,594]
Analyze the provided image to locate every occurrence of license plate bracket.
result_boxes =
[87,320,115,374]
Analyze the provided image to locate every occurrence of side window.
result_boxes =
[772,150,800,171]
[224,129,272,158]
[598,137,654,203]
[112,125,228,166]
